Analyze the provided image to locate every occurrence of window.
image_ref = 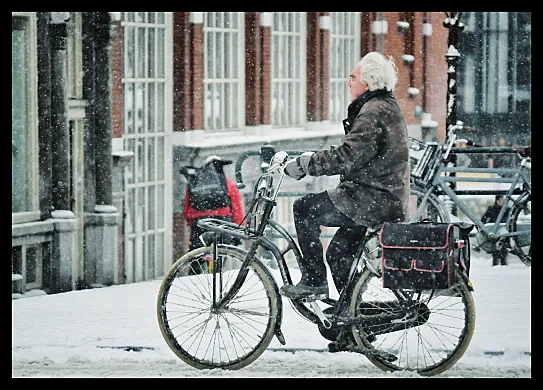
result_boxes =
[122,12,172,282]
[329,12,360,123]
[203,12,245,131]
[457,12,530,151]
[459,13,531,117]
[483,12,509,114]
[12,13,39,224]
[12,243,47,292]
[512,12,530,115]
[271,12,306,128]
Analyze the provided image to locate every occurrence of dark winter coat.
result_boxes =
[306,89,410,227]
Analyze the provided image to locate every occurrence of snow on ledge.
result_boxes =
[95,205,118,214]
[51,210,75,219]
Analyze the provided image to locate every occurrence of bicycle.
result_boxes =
[157,150,476,376]
[408,121,531,265]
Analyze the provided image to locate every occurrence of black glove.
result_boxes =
[284,159,306,180]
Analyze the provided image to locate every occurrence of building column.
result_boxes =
[37,12,53,220]
[94,12,114,206]
[49,13,71,211]
[82,12,97,211]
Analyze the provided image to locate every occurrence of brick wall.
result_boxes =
[166,11,450,258]
[260,20,272,125]
[306,12,321,122]
[173,12,192,132]
[245,12,261,126]
[191,22,204,130]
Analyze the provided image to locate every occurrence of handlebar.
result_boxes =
[235,147,309,189]
[234,150,261,189]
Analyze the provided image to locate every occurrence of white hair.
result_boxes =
[358,52,398,92]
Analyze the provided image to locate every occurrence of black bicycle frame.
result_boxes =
[200,194,377,325]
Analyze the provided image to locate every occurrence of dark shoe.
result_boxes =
[279,281,329,300]
[328,331,357,353]
[328,340,348,353]
[327,329,377,353]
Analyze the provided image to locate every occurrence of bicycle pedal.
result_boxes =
[301,293,328,303]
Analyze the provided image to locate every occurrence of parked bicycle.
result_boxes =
[157,150,476,376]
[408,121,531,265]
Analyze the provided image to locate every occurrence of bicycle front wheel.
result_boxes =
[509,192,531,266]
[157,245,279,370]
[349,269,475,376]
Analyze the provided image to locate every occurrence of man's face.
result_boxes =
[347,63,369,102]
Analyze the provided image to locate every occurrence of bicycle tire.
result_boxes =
[348,268,476,376]
[409,187,451,223]
[509,192,531,266]
[157,245,279,370]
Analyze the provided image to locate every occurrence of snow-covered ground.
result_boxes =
[12,251,530,378]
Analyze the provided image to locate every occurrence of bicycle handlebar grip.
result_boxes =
[235,150,261,189]
[466,140,485,147]
[512,145,531,158]
[462,126,477,132]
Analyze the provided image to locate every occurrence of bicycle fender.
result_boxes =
[460,270,474,292]
[218,244,286,345]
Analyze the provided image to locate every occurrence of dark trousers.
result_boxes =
[492,249,508,266]
[293,191,367,293]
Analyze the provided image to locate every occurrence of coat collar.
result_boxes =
[342,89,393,133]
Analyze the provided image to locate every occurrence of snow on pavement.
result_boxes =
[12,252,530,378]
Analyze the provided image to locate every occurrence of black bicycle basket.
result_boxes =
[410,142,442,184]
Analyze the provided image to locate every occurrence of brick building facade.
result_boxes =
[13,12,472,296]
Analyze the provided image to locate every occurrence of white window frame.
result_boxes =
[329,12,360,124]
[203,12,245,132]
[12,12,39,225]
[271,12,307,129]
[122,12,173,283]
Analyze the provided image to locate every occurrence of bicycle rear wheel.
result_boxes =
[157,245,279,370]
[349,269,475,376]
[509,192,531,266]
[408,187,450,223]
